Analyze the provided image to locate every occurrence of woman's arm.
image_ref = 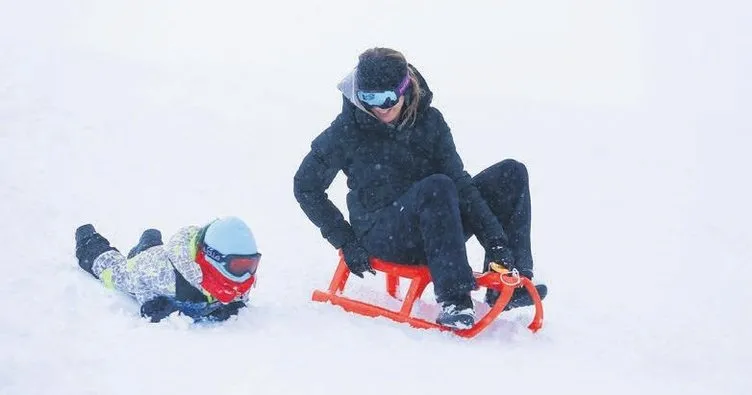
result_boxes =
[293,122,357,249]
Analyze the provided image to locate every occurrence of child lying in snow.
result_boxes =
[74,216,261,322]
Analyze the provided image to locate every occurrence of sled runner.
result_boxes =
[312,252,544,337]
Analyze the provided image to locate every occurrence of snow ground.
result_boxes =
[1,1,750,394]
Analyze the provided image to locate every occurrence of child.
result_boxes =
[74,216,261,323]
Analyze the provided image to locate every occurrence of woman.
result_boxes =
[294,48,546,330]
[75,216,261,322]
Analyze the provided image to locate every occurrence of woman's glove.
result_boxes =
[485,243,516,271]
[341,240,376,278]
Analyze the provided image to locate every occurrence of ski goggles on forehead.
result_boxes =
[356,74,411,109]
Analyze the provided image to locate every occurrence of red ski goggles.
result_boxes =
[197,228,261,281]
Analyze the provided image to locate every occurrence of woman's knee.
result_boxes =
[415,174,458,201]
[481,159,528,184]
[419,174,456,192]
[501,159,528,183]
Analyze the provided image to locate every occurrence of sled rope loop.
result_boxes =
[311,252,544,338]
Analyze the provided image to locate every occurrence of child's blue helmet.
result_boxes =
[199,216,260,282]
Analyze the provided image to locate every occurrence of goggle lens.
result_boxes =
[356,74,410,109]
[227,255,261,276]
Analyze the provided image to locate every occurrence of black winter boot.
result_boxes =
[127,229,163,259]
[436,293,475,330]
[75,224,117,278]
[483,253,545,310]
[486,283,548,311]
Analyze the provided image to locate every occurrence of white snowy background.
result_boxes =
[1,1,750,394]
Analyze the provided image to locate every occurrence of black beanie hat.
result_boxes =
[356,50,408,91]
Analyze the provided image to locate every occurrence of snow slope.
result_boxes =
[1,1,750,394]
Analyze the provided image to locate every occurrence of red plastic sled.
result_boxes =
[312,252,544,337]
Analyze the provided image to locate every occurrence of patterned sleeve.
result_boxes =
[165,225,204,289]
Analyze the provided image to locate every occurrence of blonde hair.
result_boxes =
[401,67,422,128]
[359,48,423,128]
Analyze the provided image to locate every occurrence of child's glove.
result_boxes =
[140,296,179,322]
[206,301,246,322]
[341,240,376,278]
[141,297,247,323]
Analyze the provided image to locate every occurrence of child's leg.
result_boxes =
[75,225,174,303]
[75,224,117,278]
[75,224,139,296]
